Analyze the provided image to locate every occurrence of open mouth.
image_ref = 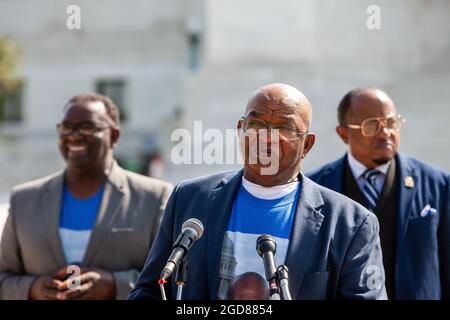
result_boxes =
[68,146,86,151]
[67,145,87,155]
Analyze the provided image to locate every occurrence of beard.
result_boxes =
[372,155,394,165]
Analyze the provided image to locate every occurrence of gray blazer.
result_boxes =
[0,161,172,300]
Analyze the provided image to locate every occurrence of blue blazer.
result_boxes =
[129,170,387,300]
[307,153,450,300]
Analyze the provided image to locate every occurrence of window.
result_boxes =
[186,17,202,71]
[0,81,23,124]
[95,79,127,122]
[188,32,201,70]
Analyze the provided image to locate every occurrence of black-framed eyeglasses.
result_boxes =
[345,114,405,137]
[239,116,309,140]
[56,122,110,136]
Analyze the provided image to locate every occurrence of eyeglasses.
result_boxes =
[345,114,405,137]
[240,116,309,140]
[56,122,110,136]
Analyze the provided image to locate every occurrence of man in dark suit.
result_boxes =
[129,83,387,300]
[308,88,449,300]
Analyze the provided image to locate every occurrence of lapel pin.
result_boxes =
[404,176,414,188]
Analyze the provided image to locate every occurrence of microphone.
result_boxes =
[160,218,204,281]
[277,265,292,300]
[256,234,281,300]
[256,234,277,281]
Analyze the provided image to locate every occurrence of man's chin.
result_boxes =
[244,165,280,184]
[372,154,395,165]
[246,162,281,175]
[66,157,91,170]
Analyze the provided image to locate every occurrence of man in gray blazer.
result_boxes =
[129,83,387,300]
[0,93,172,300]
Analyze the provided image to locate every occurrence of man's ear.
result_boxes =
[336,126,349,145]
[237,119,243,137]
[301,132,316,159]
[110,128,121,148]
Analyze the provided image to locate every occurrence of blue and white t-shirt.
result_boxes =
[217,177,300,299]
[59,184,104,264]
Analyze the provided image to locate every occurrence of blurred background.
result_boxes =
[0,0,449,225]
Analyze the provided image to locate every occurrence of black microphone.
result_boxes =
[160,218,204,281]
[256,234,281,300]
[256,234,277,281]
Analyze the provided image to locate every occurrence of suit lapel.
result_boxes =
[376,157,396,212]
[206,171,243,299]
[83,162,127,265]
[396,154,418,250]
[343,159,369,207]
[285,175,325,297]
[321,155,347,193]
[42,172,67,268]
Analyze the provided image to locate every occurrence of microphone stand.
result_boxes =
[256,235,281,300]
[268,278,281,300]
[175,258,188,300]
[158,278,167,300]
[276,265,292,300]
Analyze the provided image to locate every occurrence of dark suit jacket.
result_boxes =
[0,161,173,300]
[307,153,450,299]
[128,170,387,300]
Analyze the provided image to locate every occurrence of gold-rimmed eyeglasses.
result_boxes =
[345,114,405,137]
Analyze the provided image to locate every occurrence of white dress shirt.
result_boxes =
[347,152,390,194]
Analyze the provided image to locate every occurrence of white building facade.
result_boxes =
[0,0,449,196]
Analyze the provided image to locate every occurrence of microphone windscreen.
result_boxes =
[256,234,277,256]
[182,218,204,240]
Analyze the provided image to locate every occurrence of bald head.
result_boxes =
[227,272,269,300]
[336,87,401,168]
[338,87,395,126]
[355,88,393,101]
[239,83,316,187]
[246,83,313,128]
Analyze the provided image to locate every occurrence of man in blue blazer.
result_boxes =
[308,88,449,300]
[129,83,387,300]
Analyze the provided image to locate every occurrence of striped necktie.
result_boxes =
[362,168,381,211]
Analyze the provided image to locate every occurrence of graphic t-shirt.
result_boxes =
[217,178,300,299]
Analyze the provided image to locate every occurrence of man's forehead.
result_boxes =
[245,100,303,116]
[244,84,313,129]
[245,110,300,122]
[67,100,106,113]
[349,91,396,118]
[64,100,108,120]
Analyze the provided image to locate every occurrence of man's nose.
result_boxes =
[377,124,392,138]
[258,128,272,142]
[65,130,83,140]
[266,127,274,143]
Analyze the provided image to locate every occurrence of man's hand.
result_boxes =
[57,267,117,300]
[28,276,65,300]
